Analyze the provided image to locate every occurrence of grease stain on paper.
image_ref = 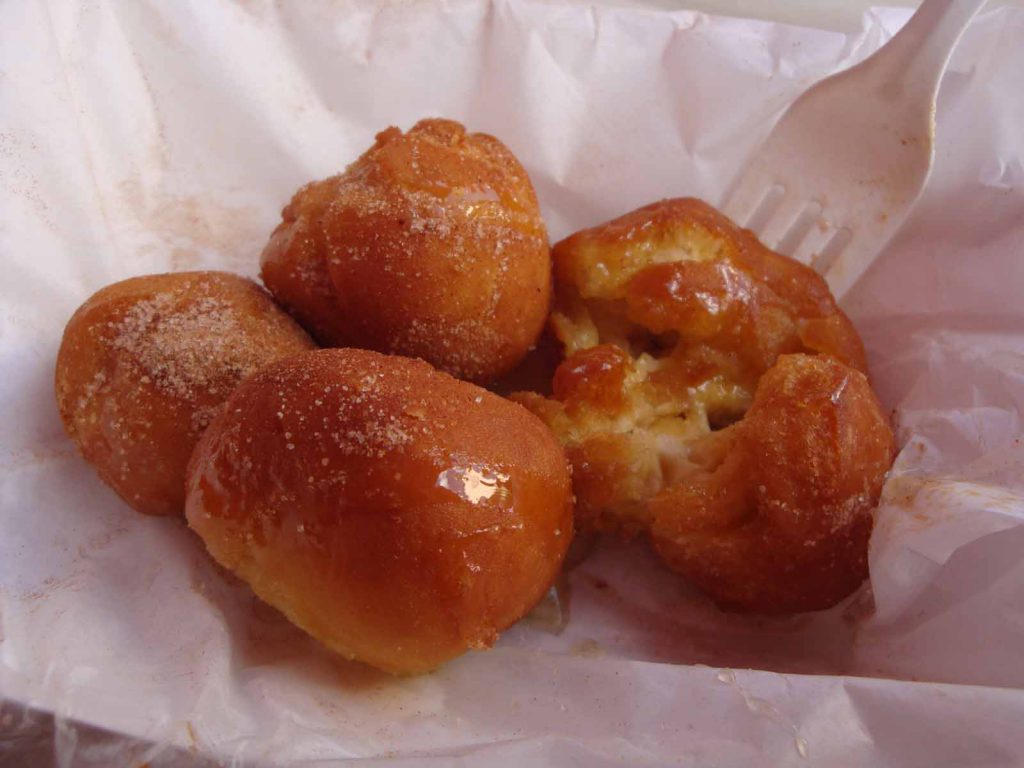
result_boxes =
[116,177,265,274]
[716,668,809,759]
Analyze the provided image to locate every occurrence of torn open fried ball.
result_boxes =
[649,354,894,613]
[186,348,573,674]
[513,198,894,613]
[260,118,551,383]
[55,272,316,516]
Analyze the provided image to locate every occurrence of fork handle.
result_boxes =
[869,0,987,100]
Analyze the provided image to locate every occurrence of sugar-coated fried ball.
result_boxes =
[185,348,573,674]
[55,272,316,516]
[261,118,551,383]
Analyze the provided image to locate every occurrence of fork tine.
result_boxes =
[744,185,786,234]
[775,201,825,259]
[788,219,835,267]
[815,227,854,276]
[757,195,807,251]
[819,229,865,298]
[721,175,776,227]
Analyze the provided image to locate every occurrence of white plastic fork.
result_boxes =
[720,0,987,299]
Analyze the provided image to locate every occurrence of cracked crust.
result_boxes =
[514,199,893,612]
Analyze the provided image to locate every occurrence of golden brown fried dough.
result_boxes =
[549,197,866,384]
[185,348,573,674]
[649,354,894,613]
[261,118,551,383]
[55,271,315,516]
[513,198,894,612]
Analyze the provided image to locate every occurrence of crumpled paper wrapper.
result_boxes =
[2,0,1023,765]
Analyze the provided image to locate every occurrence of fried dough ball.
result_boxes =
[650,355,894,613]
[260,118,551,383]
[513,198,894,612]
[185,348,573,674]
[55,272,315,516]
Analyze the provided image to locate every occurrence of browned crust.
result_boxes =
[54,271,315,516]
[514,198,894,613]
[186,348,573,673]
[260,118,551,383]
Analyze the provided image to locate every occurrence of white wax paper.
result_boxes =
[2,0,1024,765]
